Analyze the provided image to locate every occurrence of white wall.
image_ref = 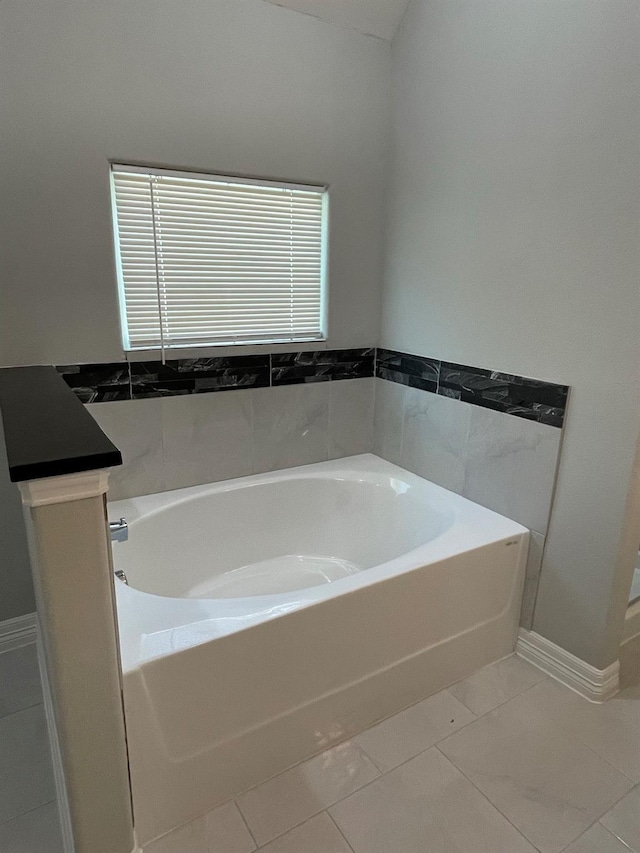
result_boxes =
[0,0,390,366]
[0,0,389,622]
[383,0,640,668]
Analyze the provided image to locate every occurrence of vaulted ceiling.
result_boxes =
[259,0,411,40]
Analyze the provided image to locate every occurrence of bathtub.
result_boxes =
[110,454,528,845]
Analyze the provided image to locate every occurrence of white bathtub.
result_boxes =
[110,454,528,845]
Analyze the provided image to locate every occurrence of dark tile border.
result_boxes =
[56,349,375,402]
[56,347,568,427]
[271,348,374,386]
[376,348,568,427]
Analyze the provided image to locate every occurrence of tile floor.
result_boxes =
[144,654,640,853]
[1,643,639,853]
[0,643,63,852]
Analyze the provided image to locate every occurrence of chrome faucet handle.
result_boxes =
[109,518,128,543]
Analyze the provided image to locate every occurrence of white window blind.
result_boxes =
[110,165,328,352]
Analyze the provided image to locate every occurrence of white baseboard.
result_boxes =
[516,629,619,703]
[0,613,37,654]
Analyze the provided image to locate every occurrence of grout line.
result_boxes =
[326,810,357,853]
[0,699,46,726]
[515,682,640,786]
[0,697,44,723]
[233,799,258,850]
[242,805,326,850]
[434,695,640,852]
[0,797,57,830]
[432,743,544,851]
[446,665,548,719]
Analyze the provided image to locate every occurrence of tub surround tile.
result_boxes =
[252,383,330,474]
[256,813,351,853]
[328,378,375,459]
[438,693,634,853]
[520,531,545,629]
[271,348,374,386]
[330,747,537,853]
[57,349,568,431]
[87,397,165,500]
[56,362,130,403]
[354,688,476,772]
[130,356,270,399]
[400,387,470,493]
[373,377,562,540]
[376,348,568,427]
[372,378,405,464]
[376,349,439,393]
[449,655,546,717]
[462,406,561,533]
[236,741,379,846]
[58,350,374,403]
[161,390,253,491]
[439,361,567,426]
[65,345,568,546]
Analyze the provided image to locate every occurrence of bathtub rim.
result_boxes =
[110,454,529,672]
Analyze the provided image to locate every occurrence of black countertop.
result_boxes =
[0,366,122,482]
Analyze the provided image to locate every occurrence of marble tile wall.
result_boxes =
[373,377,562,625]
[376,349,569,427]
[76,346,567,628]
[87,378,375,501]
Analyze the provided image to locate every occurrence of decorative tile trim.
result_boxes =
[271,348,374,385]
[376,348,568,427]
[130,356,270,399]
[56,363,130,403]
[56,348,568,426]
[56,349,374,402]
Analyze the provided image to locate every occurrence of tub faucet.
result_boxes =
[109,518,128,543]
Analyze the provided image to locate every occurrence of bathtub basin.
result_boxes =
[110,454,528,844]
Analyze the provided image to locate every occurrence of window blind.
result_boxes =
[110,165,328,352]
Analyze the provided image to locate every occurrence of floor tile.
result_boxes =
[144,800,256,853]
[600,786,640,852]
[0,705,56,823]
[257,813,352,853]
[563,822,633,853]
[143,815,208,853]
[354,688,476,772]
[525,678,640,782]
[0,801,63,853]
[0,645,43,719]
[205,801,256,853]
[237,741,379,846]
[449,654,546,716]
[330,746,536,853]
[438,694,633,853]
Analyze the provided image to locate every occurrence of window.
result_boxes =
[110,165,328,352]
